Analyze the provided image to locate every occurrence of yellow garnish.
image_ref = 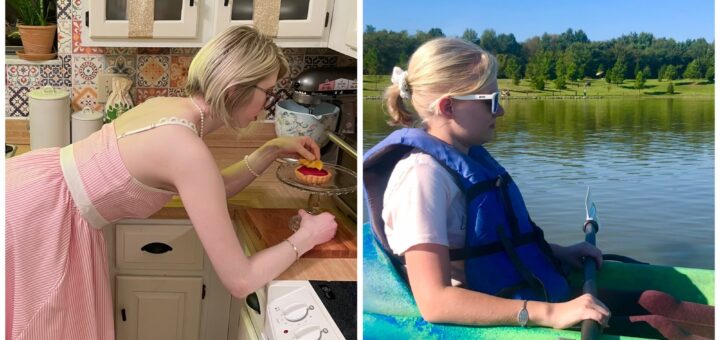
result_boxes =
[299,158,323,170]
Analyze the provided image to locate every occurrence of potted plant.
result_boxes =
[7,0,57,60]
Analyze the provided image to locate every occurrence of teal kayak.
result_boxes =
[363,223,714,339]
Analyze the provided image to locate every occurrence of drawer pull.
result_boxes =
[141,242,173,254]
[246,292,261,315]
[121,308,127,321]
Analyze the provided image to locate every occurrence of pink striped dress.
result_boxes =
[6,119,197,340]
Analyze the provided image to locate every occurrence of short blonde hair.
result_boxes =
[186,25,289,128]
[385,38,498,126]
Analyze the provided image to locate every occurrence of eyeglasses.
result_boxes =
[253,85,280,110]
[451,91,501,116]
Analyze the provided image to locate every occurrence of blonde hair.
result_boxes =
[385,38,498,126]
[186,25,289,128]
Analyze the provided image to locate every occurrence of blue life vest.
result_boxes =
[364,128,571,302]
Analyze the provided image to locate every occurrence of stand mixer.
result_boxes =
[273,67,358,229]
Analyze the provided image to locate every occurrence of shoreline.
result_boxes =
[363,94,714,100]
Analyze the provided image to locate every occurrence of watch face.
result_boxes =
[518,308,529,326]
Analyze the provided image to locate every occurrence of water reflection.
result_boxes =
[363,98,714,269]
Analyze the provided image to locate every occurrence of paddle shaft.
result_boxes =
[581,220,601,340]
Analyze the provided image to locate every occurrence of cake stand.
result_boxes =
[276,160,357,231]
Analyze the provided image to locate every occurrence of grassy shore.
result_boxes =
[363,75,714,99]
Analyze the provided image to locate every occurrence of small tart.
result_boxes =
[295,165,333,185]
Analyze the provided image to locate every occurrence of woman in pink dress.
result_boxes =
[6,25,338,340]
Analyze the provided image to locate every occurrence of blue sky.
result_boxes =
[363,0,714,42]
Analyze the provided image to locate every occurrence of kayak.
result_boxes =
[362,223,714,339]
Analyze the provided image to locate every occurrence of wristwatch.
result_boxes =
[517,300,529,327]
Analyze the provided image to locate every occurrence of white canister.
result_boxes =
[28,86,71,150]
[71,107,104,143]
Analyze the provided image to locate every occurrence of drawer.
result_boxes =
[116,223,204,271]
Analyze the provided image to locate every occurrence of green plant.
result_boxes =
[7,0,55,26]
[667,82,675,94]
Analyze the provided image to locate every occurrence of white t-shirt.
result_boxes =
[381,150,467,286]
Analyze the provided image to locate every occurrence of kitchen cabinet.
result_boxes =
[80,0,357,57]
[105,220,232,340]
[327,0,356,58]
[213,0,330,40]
[81,0,356,55]
[87,0,198,39]
[116,276,202,340]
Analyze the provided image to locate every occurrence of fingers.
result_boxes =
[296,145,316,160]
[583,294,611,327]
[303,137,321,160]
[298,209,308,218]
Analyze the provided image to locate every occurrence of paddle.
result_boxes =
[581,187,602,340]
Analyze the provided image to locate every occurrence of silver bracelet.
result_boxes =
[244,154,261,177]
[283,239,300,260]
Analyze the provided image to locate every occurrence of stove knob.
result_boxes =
[282,303,309,322]
[294,325,322,340]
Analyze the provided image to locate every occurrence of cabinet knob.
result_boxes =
[141,242,173,254]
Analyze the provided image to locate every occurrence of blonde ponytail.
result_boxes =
[385,84,417,126]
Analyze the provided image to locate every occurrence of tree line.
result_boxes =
[364,26,714,90]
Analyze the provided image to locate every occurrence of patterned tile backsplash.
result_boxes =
[5,5,356,117]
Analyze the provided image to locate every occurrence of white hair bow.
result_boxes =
[391,66,411,100]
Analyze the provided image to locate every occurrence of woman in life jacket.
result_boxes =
[363,38,713,339]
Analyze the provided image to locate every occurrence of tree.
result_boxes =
[664,65,678,80]
[610,57,627,85]
[364,47,379,75]
[666,82,675,94]
[658,65,666,81]
[505,56,522,85]
[706,66,714,83]
[365,25,376,34]
[479,29,499,53]
[461,28,479,45]
[635,70,646,89]
[643,65,652,78]
[554,59,567,89]
[683,59,702,81]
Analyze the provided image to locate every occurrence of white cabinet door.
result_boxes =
[116,276,203,340]
[327,0,356,57]
[214,0,330,38]
[88,0,198,38]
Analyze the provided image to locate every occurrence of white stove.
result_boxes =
[242,280,352,340]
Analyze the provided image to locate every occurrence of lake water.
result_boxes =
[363,98,714,269]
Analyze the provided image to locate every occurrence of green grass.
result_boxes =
[363,75,714,99]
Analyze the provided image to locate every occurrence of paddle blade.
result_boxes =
[585,187,598,222]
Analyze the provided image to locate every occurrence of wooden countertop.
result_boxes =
[150,200,357,281]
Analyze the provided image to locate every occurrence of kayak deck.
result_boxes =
[363,223,714,339]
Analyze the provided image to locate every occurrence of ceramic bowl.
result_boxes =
[274,100,340,147]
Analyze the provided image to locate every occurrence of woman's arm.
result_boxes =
[169,140,336,299]
[404,243,610,329]
[220,136,320,198]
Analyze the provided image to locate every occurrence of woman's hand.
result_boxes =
[292,210,338,253]
[546,293,611,329]
[263,136,321,160]
[552,242,603,270]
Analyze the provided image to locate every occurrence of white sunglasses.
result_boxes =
[451,92,501,115]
